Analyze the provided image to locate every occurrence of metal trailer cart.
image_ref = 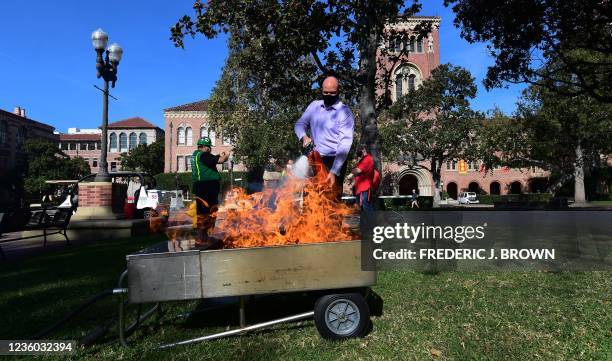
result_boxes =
[118,240,376,348]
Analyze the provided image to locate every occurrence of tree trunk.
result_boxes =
[547,173,573,195]
[357,10,382,172]
[574,143,586,204]
[431,159,441,207]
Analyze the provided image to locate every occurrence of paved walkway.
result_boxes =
[0,231,89,262]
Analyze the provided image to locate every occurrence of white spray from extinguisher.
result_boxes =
[292,142,315,180]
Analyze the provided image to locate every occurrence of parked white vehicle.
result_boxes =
[458,192,479,204]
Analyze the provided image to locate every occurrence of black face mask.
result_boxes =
[323,94,339,107]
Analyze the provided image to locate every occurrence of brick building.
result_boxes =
[164,100,242,173]
[380,16,548,197]
[0,106,57,206]
[0,106,57,172]
[59,117,164,173]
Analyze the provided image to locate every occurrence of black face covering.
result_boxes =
[323,94,339,107]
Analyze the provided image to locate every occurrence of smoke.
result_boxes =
[292,155,311,180]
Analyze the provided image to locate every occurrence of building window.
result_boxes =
[417,36,423,52]
[393,64,421,102]
[186,127,193,146]
[128,132,137,150]
[185,155,191,171]
[0,121,7,144]
[16,127,26,145]
[200,125,217,146]
[61,142,68,150]
[69,143,77,151]
[96,141,101,150]
[177,155,185,172]
[111,162,117,172]
[222,130,232,146]
[92,158,98,167]
[177,127,185,145]
[139,132,147,145]
[408,74,416,92]
[209,129,216,145]
[88,142,96,150]
[110,133,117,151]
[80,143,87,150]
[84,158,89,164]
[119,132,127,152]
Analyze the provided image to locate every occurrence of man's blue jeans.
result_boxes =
[359,190,374,212]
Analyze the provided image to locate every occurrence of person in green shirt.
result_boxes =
[191,137,229,242]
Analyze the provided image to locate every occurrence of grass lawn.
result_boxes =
[590,200,612,206]
[0,236,610,360]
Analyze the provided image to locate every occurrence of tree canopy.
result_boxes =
[476,81,612,200]
[23,138,90,195]
[445,0,612,103]
[119,139,165,175]
[380,63,482,205]
[171,0,432,170]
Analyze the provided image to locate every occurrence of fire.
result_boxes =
[216,176,356,248]
[154,154,359,249]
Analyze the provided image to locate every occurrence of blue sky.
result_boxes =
[0,1,525,132]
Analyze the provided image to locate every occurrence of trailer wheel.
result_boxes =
[314,293,369,340]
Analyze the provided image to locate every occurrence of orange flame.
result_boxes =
[153,155,359,249]
[215,165,357,248]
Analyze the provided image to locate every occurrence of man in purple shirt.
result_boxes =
[295,76,355,193]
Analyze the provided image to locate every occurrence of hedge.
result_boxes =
[381,196,433,210]
[154,171,250,192]
[477,193,553,204]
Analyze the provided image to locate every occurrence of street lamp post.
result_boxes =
[91,28,123,182]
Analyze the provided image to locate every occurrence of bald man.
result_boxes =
[294,76,355,193]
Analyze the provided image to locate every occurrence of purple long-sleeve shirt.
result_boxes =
[294,100,355,175]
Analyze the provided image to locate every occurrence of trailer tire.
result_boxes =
[314,293,369,340]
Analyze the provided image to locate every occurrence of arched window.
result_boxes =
[129,132,137,150]
[393,64,421,101]
[186,127,193,146]
[139,132,147,145]
[200,124,217,145]
[0,120,7,144]
[417,36,423,52]
[119,133,127,151]
[409,36,415,52]
[408,74,416,92]
[177,127,185,145]
[395,73,403,100]
[109,133,117,150]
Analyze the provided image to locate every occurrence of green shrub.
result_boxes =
[478,193,553,204]
[154,171,249,192]
[383,196,433,210]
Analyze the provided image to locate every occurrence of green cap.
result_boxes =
[197,137,212,147]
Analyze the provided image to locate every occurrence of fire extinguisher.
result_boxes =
[303,141,326,177]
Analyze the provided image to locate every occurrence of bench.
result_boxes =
[0,206,73,259]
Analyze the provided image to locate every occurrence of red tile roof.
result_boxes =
[164,99,209,112]
[59,133,101,141]
[108,117,158,129]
